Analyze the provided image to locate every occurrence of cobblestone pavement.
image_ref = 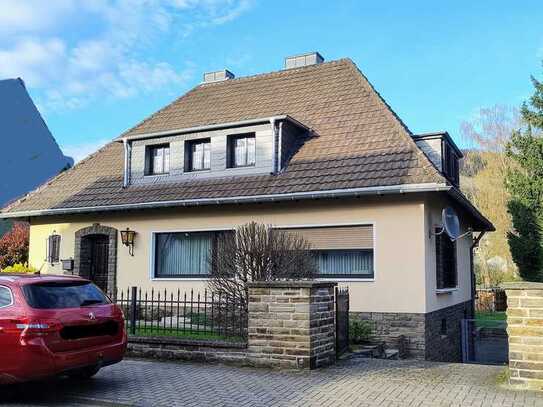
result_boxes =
[5,358,543,407]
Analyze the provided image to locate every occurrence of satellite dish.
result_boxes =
[442,207,461,240]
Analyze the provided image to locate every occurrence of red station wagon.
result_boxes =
[0,274,127,384]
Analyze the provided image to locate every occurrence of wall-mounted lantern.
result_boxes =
[120,228,136,256]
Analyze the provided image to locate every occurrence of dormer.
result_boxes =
[121,116,311,187]
[413,132,463,187]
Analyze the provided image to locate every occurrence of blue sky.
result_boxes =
[1,0,542,161]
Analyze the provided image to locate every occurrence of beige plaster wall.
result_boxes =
[29,197,429,314]
[424,195,473,313]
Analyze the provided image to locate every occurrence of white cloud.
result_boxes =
[61,138,111,163]
[0,38,66,85]
[0,0,253,112]
[0,0,76,35]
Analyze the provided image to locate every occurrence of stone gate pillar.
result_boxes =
[247,281,337,369]
[502,282,543,391]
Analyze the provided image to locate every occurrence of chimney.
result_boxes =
[284,52,324,69]
[203,69,235,83]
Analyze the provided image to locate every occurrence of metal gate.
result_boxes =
[335,287,349,357]
[461,319,508,365]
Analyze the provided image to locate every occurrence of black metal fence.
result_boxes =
[115,287,247,342]
[335,286,349,357]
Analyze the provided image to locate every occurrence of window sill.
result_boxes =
[151,277,210,281]
[436,288,458,294]
[226,164,256,169]
[185,169,211,173]
[318,277,374,282]
[144,173,170,177]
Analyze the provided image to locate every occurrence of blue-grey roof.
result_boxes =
[0,78,72,208]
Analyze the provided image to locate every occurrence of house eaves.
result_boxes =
[1,182,450,218]
[118,115,311,142]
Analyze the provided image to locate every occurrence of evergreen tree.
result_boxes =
[505,63,543,281]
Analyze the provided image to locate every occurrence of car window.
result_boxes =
[22,281,110,309]
[0,286,13,308]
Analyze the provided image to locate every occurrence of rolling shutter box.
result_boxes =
[281,225,373,250]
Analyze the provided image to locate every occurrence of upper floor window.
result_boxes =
[435,228,457,289]
[146,144,170,175]
[186,139,211,171]
[443,143,459,185]
[228,134,255,168]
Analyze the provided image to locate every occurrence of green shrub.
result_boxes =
[349,318,374,344]
[1,262,37,273]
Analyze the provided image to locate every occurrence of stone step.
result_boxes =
[351,344,383,359]
[384,349,399,360]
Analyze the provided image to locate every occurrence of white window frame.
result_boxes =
[149,222,376,282]
[274,221,376,282]
[150,226,235,281]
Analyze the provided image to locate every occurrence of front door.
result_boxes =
[88,235,109,293]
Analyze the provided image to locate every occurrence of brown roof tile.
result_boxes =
[3,58,447,215]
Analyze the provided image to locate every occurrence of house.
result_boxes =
[0,78,73,235]
[0,53,493,361]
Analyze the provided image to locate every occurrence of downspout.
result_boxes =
[277,121,284,173]
[122,139,129,188]
[469,231,486,318]
[127,140,132,185]
[270,118,277,174]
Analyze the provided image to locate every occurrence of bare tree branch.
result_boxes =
[207,222,317,310]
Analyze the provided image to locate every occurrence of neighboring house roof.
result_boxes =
[0,60,493,231]
[0,78,73,208]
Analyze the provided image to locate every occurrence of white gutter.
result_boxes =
[122,138,129,188]
[0,183,450,218]
[120,115,310,142]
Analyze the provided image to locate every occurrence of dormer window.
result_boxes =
[443,142,459,186]
[228,133,255,168]
[146,144,170,175]
[186,138,211,171]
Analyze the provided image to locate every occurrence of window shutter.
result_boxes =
[281,225,373,250]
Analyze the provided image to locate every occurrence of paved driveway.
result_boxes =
[5,358,542,406]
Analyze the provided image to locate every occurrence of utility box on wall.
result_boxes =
[61,258,74,271]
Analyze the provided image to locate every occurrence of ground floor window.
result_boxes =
[154,232,215,278]
[435,228,457,289]
[154,225,375,279]
[314,249,374,278]
[281,225,375,279]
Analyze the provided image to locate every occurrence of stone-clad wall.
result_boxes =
[351,312,425,358]
[128,281,337,370]
[503,282,543,391]
[128,337,248,365]
[425,300,472,362]
[247,281,336,369]
[352,301,472,361]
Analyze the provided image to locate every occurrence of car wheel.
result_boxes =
[67,366,101,380]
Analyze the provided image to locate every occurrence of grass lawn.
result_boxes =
[475,311,506,321]
[131,327,245,343]
[475,311,507,328]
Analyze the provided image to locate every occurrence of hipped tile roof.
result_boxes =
[2,58,449,215]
